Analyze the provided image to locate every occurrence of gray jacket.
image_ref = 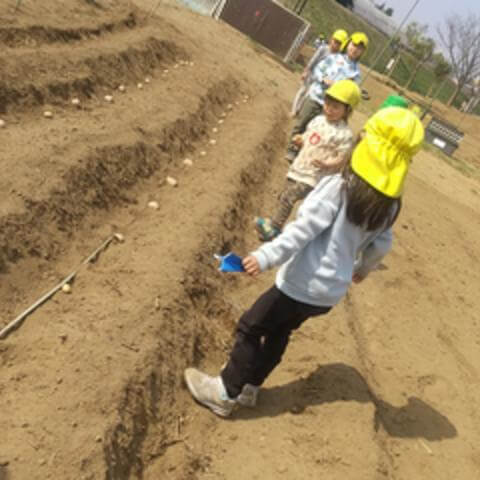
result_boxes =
[306,44,330,74]
[252,174,393,306]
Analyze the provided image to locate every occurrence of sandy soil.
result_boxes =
[1,1,479,479]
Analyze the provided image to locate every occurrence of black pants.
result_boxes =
[221,285,331,398]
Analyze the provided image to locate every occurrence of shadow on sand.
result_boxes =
[235,363,457,441]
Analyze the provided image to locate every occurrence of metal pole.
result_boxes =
[386,55,400,78]
[421,75,449,120]
[297,0,309,15]
[361,0,422,85]
[0,234,119,340]
[456,110,469,129]
[293,0,303,13]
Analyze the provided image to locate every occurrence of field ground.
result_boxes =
[0,1,479,479]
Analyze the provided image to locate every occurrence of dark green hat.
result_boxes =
[380,95,409,110]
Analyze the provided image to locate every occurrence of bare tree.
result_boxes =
[437,13,480,106]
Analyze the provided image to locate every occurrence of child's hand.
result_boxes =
[243,256,260,277]
[292,134,303,147]
[311,158,325,168]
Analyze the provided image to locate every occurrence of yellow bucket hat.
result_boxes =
[351,107,425,198]
[342,32,369,51]
[332,29,348,44]
[351,32,369,49]
[326,79,361,108]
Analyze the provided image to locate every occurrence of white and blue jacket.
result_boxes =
[252,175,393,307]
[308,53,361,105]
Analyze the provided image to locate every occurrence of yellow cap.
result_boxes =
[332,29,348,44]
[350,32,369,49]
[325,79,361,108]
[351,107,425,198]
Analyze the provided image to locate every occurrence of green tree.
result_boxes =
[427,53,452,98]
[405,22,428,49]
[404,22,435,90]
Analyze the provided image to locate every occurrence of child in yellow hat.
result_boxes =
[292,29,349,116]
[287,31,369,161]
[256,79,361,241]
[184,107,424,417]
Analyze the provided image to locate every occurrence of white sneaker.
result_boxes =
[237,384,260,407]
[184,368,236,417]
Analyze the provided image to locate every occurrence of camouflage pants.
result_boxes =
[271,179,313,229]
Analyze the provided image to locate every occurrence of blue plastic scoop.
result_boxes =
[214,252,245,273]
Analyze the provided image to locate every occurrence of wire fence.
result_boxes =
[281,0,479,114]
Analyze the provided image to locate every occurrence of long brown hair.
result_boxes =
[342,164,401,231]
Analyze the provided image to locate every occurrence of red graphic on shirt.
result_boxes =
[255,10,261,17]
[309,133,322,145]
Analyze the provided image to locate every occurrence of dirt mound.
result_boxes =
[0,78,239,272]
[0,0,129,26]
[0,32,188,114]
[0,3,295,478]
[0,11,137,47]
